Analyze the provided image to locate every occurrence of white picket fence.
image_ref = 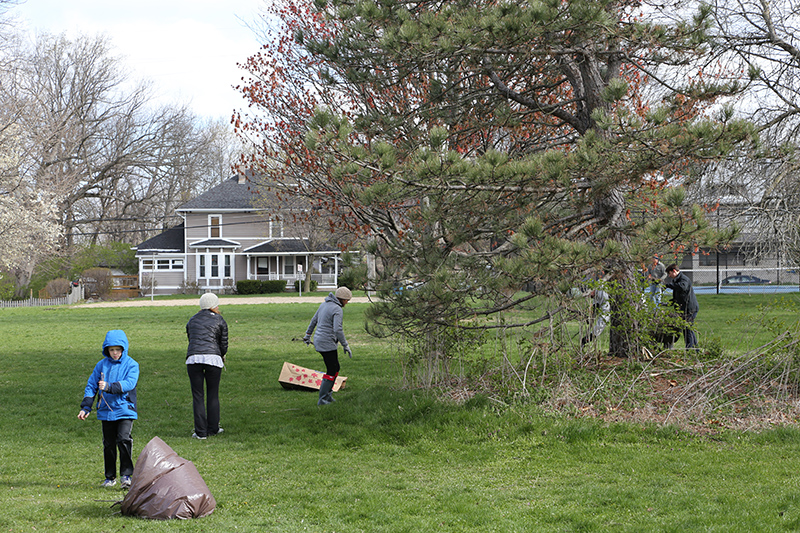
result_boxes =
[0,283,84,308]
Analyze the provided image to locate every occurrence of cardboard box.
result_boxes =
[278,362,346,392]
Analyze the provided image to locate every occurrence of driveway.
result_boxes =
[74,295,373,308]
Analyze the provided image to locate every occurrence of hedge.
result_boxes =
[235,280,288,295]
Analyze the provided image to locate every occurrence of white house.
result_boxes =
[134,174,343,295]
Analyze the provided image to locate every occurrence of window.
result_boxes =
[257,257,270,275]
[283,258,295,275]
[142,258,184,271]
[198,253,232,279]
[270,218,284,238]
[209,215,221,238]
[698,253,716,267]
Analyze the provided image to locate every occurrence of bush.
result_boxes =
[337,252,368,291]
[0,272,16,300]
[179,280,201,295]
[236,280,262,295]
[236,280,287,294]
[44,278,71,298]
[263,280,287,293]
[294,280,318,292]
[82,268,113,299]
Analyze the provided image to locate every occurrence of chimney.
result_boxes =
[238,174,246,185]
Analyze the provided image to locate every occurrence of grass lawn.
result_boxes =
[2,295,800,531]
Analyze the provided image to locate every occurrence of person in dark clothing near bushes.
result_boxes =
[303,287,352,405]
[186,292,228,439]
[664,264,699,349]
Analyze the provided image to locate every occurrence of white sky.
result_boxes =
[11,0,266,120]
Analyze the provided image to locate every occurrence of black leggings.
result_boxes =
[319,350,340,378]
[187,363,222,437]
[101,419,134,480]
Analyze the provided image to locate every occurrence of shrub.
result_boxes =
[44,278,71,298]
[262,280,287,293]
[0,272,14,300]
[236,280,262,295]
[236,280,288,294]
[82,268,113,299]
[338,252,368,291]
[294,280,318,292]
[179,280,201,295]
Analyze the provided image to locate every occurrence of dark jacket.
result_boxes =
[186,309,228,358]
[665,272,699,314]
[80,329,139,420]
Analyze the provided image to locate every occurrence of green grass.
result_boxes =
[2,296,800,531]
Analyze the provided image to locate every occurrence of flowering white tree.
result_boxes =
[0,121,62,289]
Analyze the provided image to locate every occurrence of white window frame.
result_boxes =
[141,258,184,271]
[209,214,222,239]
[270,218,284,238]
[197,252,234,280]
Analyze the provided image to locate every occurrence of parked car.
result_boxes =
[721,275,771,285]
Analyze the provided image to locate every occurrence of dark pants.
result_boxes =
[320,350,340,377]
[101,419,134,480]
[187,364,222,437]
[683,309,698,349]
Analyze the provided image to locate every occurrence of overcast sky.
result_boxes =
[11,0,266,120]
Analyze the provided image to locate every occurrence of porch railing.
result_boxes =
[252,273,338,286]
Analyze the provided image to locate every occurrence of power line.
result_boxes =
[67,214,334,237]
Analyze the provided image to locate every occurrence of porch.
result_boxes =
[243,243,342,291]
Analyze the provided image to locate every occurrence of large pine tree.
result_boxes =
[237,0,754,365]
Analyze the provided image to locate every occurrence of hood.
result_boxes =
[103,329,130,360]
[324,292,343,307]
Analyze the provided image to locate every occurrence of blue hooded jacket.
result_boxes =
[80,330,139,421]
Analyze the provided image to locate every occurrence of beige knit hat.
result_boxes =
[199,292,219,310]
[335,286,352,300]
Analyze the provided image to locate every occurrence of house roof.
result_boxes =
[176,174,264,211]
[134,224,185,255]
[189,238,241,248]
[244,239,341,255]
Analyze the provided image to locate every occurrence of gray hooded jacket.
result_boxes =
[305,292,349,353]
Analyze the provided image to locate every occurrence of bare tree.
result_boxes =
[0,32,240,292]
[694,0,800,265]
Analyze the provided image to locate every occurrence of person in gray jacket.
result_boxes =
[303,286,352,405]
[186,292,228,438]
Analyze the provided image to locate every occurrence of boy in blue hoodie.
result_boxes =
[78,330,139,488]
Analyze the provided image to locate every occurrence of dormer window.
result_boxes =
[209,215,221,238]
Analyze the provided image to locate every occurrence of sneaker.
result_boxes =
[120,475,132,488]
[191,432,207,440]
[101,478,116,488]
[212,427,224,436]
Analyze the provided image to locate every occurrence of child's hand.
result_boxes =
[98,380,109,392]
[78,410,89,420]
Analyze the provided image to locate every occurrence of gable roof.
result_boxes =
[189,238,241,248]
[134,223,185,255]
[176,174,264,212]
